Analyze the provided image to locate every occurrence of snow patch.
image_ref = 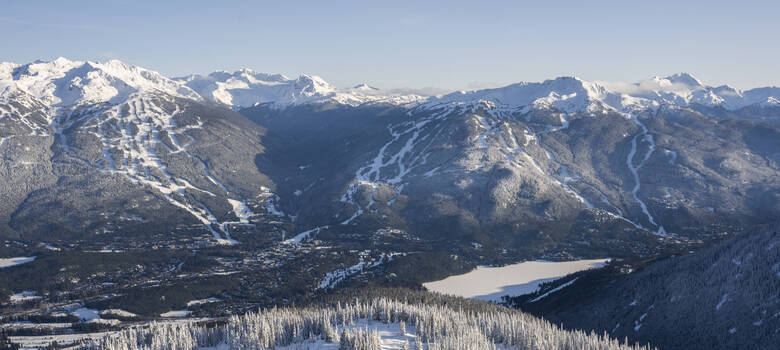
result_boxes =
[276,319,418,350]
[71,307,100,321]
[227,199,252,224]
[318,253,401,289]
[186,297,220,307]
[285,226,330,244]
[529,277,578,302]
[716,293,728,310]
[160,310,191,318]
[0,256,35,268]
[9,291,40,303]
[99,309,137,318]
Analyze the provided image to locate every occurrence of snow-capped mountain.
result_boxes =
[0,58,282,246]
[422,77,621,115]
[0,57,777,256]
[0,57,427,112]
[422,73,780,116]
[351,83,380,92]
[175,69,425,108]
[5,57,775,115]
[610,73,780,110]
[0,57,200,107]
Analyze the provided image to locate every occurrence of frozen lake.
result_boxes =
[423,259,609,301]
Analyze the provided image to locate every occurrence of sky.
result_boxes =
[2,0,778,91]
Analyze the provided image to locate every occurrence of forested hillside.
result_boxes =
[521,226,779,350]
[83,289,653,350]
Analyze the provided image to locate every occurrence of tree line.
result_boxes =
[82,292,654,350]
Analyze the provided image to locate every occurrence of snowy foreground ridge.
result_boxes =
[81,298,651,350]
[423,259,609,302]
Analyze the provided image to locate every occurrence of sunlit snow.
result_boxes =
[0,256,35,268]
[160,310,192,318]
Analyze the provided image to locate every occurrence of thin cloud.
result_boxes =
[597,79,700,95]
[385,87,452,96]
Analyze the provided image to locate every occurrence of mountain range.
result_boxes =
[0,58,778,257]
[4,58,779,111]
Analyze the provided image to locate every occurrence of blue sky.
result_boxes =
[2,0,778,90]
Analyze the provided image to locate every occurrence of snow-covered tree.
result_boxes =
[83,290,653,350]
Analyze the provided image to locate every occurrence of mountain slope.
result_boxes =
[87,291,654,350]
[1,57,200,106]
[242,75,778,259]
[1,58,778,259]
[0,58,283,245]
[423,74,780,117]
[521,226,780,350]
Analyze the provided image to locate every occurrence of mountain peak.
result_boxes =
[353,83,379,91]
[547,76,584,83]
[178,69,425,108]
[296,74,331,87]
[424,75,615,114]
[6,58,776,113]
[663,72,703,87]
[52,56,76,65]
[0,57,200,106]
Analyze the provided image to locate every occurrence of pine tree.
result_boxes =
[0,330,19,350]
[82,292,654,350]
[339,328,349,350]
